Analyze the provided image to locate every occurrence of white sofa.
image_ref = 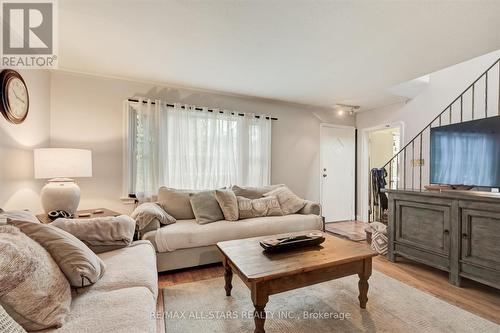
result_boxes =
[37,241,158,333]
[141,202,323,272]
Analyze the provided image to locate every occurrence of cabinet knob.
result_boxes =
[444,229,449,234]
[462,233,468,238]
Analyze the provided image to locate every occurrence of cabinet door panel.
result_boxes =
[461,209,500,269]
[395,200,450,255]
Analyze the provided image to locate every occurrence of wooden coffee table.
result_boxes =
[216,231,377,333]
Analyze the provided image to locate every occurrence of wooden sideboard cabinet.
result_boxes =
[386,189,500,290]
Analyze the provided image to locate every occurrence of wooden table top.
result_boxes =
[36,208,120,224]
[217,230,377,282]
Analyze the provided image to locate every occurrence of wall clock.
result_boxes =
[0,69,29,124]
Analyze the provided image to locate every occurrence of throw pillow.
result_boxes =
[263,186,306,215]
[0,209,39,224]
[237,196,283,220]
[50,215,136,254]
[158,187,197,219]
[0,225,71,331]
[131,202,176,230]
[214,189,239,221]
[0,305,26,333]
[8,220,105,287]
[231,184,284,199]
[190,191,224,224]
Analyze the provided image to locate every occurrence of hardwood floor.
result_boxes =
[325,220,368,241]
[157,241,500,332]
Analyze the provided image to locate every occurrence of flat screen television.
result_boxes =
[430,116,500,188]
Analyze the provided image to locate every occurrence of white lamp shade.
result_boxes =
[34,148,92,179]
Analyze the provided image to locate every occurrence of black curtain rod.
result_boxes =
[127,98,278,120]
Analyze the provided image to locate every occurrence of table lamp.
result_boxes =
[34,148,92,214]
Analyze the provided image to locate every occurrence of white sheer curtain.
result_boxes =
[126,99,271,198]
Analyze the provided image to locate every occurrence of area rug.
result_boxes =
[162,270,499,333]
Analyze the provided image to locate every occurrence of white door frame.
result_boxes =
[359,121,404,222]
[320,123,356,222]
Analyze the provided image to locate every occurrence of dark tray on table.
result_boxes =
[260,232,325,253]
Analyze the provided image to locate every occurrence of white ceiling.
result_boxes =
[58,0,500,110]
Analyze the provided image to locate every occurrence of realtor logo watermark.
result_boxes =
[1,0,57,68]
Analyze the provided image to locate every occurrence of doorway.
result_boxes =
[320,124,356,223]
[360,122,403,222]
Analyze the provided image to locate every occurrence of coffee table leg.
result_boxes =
[252,283,269,333]
[358,258,372,309]
[253,304,266,333]
[223,257,233,296]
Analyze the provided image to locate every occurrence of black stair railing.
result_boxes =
[369,57,500,222]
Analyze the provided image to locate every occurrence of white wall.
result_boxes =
[369,129,395,170]
[355,49,500,220]
[50,71,354,214]
[0,69,51,212]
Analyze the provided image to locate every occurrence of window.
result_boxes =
[124,100,272,198]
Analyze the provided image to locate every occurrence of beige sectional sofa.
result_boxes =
[38,241,158,333]
[141,200,324,272]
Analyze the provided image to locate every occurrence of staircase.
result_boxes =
[369,57,500,222]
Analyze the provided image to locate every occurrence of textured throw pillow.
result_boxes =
[231,184,284,199]
[0,209,39,224]
[158,187,197,219]
[0,305,26,333]
[237,196,283,220]
[131,202,176,230]
[264,186,306,215]
[190,191,224,224]
[214,189,239,221]
[9,220,105,287]
[0,225,71,331]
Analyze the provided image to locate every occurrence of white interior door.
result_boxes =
[320,125,355,222]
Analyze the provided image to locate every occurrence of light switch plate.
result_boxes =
[412,159,425,167]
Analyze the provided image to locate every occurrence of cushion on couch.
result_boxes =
[131,202,176,230]
[237,196,283,219]
[190,190,224,224]
[231,184,283,199]
[79,241,158,297]
[37,287,156,333]
[9,220,105,288]
[264,186,306,215]
[214,189,239,221]
[152,214,323,252]
[158,187,197,219]
[50,215,136,254]
[0,225,71,331]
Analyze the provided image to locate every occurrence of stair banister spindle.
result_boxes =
[485,71,488,118]
[403,148,406,189]
[388,160,391,189]
[460,95,463,122]
[498,62,500,116]
[419,133,423,191]
[472,83,475,120]
[411,141,415,190]
[449,105,452,124]
[396,153,400,189]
